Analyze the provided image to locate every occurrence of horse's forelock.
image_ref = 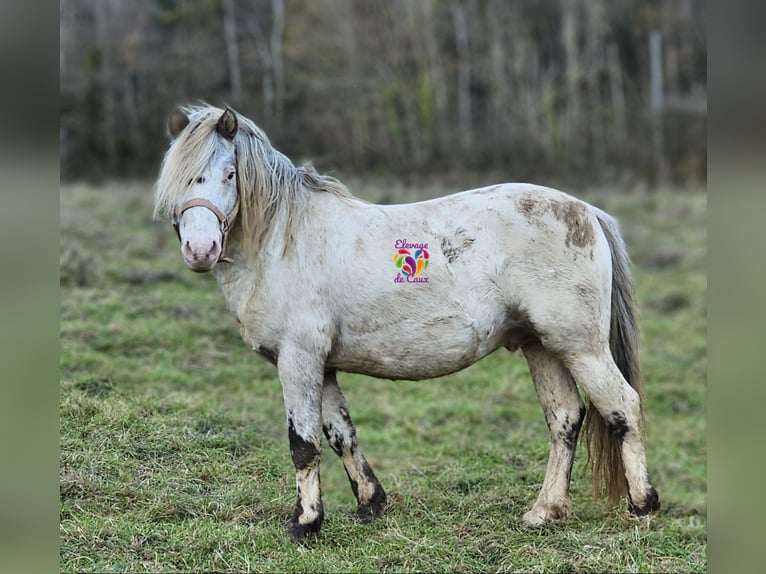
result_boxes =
[154,106,226,220]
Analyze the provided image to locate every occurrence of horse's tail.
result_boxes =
[584,209,644,503]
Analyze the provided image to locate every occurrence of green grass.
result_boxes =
[60,182,706,572]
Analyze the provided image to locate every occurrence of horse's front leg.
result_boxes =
[278,346,325,542]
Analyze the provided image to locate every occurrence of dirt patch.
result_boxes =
[440,227,475,264]
[516,194,595,251]
[550,200,595,249]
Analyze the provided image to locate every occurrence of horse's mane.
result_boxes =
[154,104,352,254]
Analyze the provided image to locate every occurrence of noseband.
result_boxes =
[172,195,240,264]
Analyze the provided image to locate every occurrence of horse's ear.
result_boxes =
[216,107,238,141]
[167,108,190,140]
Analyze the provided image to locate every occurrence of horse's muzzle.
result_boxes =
[182,238,221,272]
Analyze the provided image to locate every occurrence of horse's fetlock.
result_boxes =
[628,486,660,516]
[287,498,324,542]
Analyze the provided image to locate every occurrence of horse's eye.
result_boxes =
[196,176,206,184]
[228,172,235,180]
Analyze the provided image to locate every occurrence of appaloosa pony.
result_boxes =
[154,105,660,542]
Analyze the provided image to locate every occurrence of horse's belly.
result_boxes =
[327,316,506,380]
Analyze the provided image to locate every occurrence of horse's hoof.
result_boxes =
[286,517,323,543]
[521,500,571,528]
[629,486,660,516]
[356,501,385,523]
[356,485,387,523]
[521,510,547,528]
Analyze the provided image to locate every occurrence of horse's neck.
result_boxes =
[210,241,264,316]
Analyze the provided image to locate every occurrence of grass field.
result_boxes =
[60,181,706,573]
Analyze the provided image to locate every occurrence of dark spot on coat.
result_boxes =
[607,410,629,443]
[560,405,587,482]
[517,195,595,254]
[440,237,458,263]
[518,196,537,217]
[345,468,360,500]
[288,418,320,470]
[550,200,595,249]
[440,229,475,264]
[557,405,586,451]
[322,423,344,457]
[322,404,359,458]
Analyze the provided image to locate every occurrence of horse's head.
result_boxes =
[161,107,240,272]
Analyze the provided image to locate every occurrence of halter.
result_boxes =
[172,195,240,264]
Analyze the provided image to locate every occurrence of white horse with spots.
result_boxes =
[154,105,660,542]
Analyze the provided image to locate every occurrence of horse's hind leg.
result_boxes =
[562,348,660,515]
[521,344,585,527]
[322,371,387,522]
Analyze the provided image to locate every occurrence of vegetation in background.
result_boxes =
[60,182,706,572]
[60,0,706,185]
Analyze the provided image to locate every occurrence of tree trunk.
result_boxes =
[94,0,117,171]
[421,0,449,156]
[561,0,582,159]
[271,0,285,126]
[487,0,512,145]
[607,43,627,146]
[451,0,471,153]
[649,29,665,185]
[222,0,242,103]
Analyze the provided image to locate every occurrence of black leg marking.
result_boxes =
[288,418,320,470]
[355,461,387,522]
[558,405,586,483]
[286,497,325,543]
[322,423,344,457]
[607,410,629,443]
[286,417,323,542]
[557,405,586,449]
[628,485,661,516]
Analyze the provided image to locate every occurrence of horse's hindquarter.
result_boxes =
[319,184,606,380]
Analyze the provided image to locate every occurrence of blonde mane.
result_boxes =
[154,104,351,254]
